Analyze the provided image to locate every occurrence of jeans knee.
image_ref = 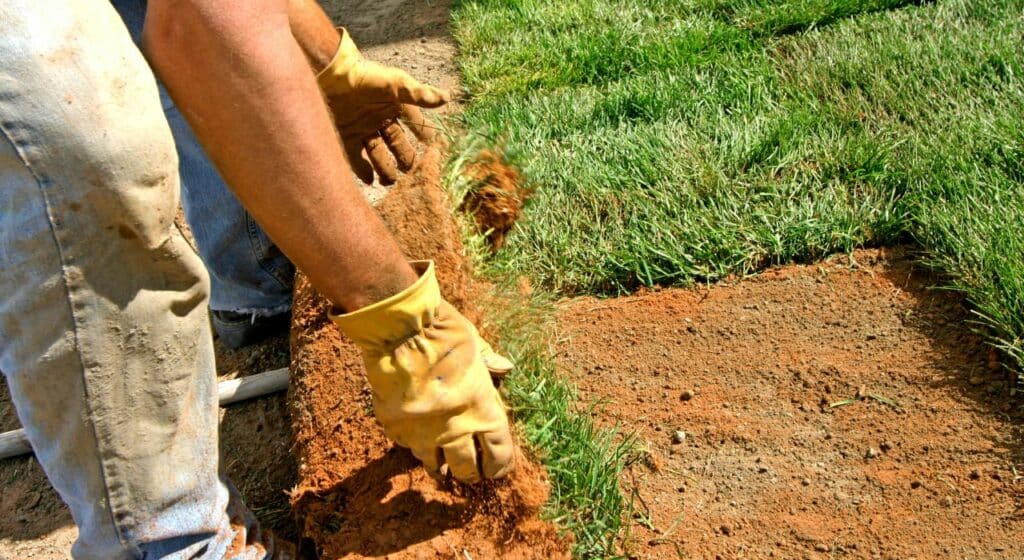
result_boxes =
[81,139,180,250]
[12,2,184,249]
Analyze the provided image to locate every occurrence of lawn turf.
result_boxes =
[452,0,1024,373]
[448,1,1023,557]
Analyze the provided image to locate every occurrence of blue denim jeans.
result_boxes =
[113,0,295,318]
[0,1,282,558]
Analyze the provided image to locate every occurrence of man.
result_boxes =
[113,0,458,351]
[0,0,515,558]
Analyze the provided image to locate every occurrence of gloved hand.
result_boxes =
[330,261,515,483]
[473,322,514,379]
[317,28,450,186]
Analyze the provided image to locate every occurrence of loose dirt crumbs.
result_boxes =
[557,247,1023,559]
[458,149,528,250]
[287,148,568,559]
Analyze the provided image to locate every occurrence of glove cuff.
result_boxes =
[316,27,361,95]
[330,261,440,348]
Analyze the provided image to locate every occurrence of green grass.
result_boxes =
[446,151,639,558]
[484,287,637,557]
[447,1,1023,557]
[451,0,1024,373]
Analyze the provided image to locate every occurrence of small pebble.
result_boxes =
[680,389,695,401]
[940,496,954,507]
[865,447,879,459]
[911,480,922,489]
[969,469,981,480]
[879,441,893,453]
[672,430,687,444]
[815,543,831,553]
[801,477,811,486]
[720,524,732,536]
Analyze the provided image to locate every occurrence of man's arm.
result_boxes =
[144,0,515,483]
[143,0,417,311]
[287,0,341,71]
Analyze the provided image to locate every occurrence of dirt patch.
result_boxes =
[458,149,529,250]
[287,146,568,559]
[557,247,1024,559]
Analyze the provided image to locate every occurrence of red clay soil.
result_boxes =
[457,149,529,250]
[557,247,1024,559]
[287,147,568,559]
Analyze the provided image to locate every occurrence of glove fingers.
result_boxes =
[394,71,450,108]
[381,120,416,172]
[343,137,375,184]
[399,105,437,143]
[442,436,482,484]
[410,444,443,480]
[478,337,514,378]
[477,429,515,479]
[364,133,398,185]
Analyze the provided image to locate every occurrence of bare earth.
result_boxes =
[558,248,1023,559]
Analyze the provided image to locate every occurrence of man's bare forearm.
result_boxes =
[288,0,341,71]
[144,0,417,311]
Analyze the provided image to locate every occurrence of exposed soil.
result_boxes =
[458,150,529,250]
[374,148,479,323]
[557,247,1024,559]
[287,146,568,559]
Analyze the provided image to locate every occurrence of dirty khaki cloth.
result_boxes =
[0,1,272,558]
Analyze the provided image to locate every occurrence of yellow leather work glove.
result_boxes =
[473,322,514,379]
[330,261,515,483]
[318,29,450,186]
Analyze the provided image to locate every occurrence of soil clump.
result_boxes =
[287,147,568,559]
[557,247,1024,559]
[458,149,529,249]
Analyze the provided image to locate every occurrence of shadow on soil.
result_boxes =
[292,446,470,557]
[878,258,1024,507]
[0,452,72,543]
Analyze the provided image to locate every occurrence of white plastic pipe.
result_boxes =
[0,367,289,461]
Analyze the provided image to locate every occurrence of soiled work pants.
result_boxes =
[0,1,272,558]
